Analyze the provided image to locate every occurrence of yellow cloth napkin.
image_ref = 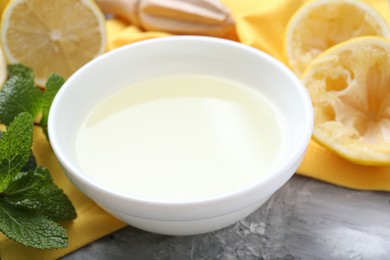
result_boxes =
[1,0,390,259]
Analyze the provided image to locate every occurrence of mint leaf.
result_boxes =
[0,200,68,249]
[4,167,76,222]
[0,75,44,125]
[0,113,33,191]
[0,66,76,249]
[40,74,65,138]
[7,64,34,83]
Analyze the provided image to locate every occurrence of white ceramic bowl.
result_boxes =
[48,36,313,236]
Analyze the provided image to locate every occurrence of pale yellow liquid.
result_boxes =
[75,75,287,201]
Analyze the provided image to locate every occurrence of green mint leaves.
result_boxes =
[0,65,76,249]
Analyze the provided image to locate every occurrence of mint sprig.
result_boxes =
[0,65,76,249]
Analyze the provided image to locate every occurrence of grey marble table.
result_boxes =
[62,175,390,260]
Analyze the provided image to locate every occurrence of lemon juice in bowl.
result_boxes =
[74,74,288,201]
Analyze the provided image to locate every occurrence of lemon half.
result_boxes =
[1,0,106,86]
[302,36,390,165]
[285,0,390,76]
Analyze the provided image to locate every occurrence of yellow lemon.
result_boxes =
[285,0,390,76]
[1,0,106,86]
[302,36,390,165]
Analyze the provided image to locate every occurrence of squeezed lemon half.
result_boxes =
[285,0,390,76]
[302,36,390,165]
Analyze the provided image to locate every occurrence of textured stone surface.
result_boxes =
[63,175,390,259]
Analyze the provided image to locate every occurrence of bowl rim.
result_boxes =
[48,35,313,209]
